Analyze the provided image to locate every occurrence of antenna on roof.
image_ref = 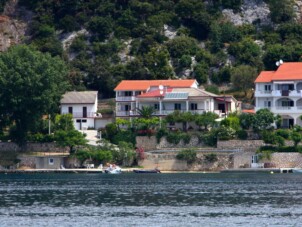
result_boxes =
[276,59,284,67]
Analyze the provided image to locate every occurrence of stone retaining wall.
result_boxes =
[263,153,302,168]
[18,155,36,169]
[136,135,203,151]
[0,142,68,152]
[217,140,265,152]
[139,151,234,171]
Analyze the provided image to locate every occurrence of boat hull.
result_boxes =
[133,169,161,173]
[293,169,302,173]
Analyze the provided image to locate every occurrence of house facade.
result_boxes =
[114,80,240,119]
[60,91,101,130]
[255,62,302,128]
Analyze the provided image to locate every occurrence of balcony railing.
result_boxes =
[275,106,293,110]
[116,109,207,117]
[62,112,97,118]
[116,96,136,102]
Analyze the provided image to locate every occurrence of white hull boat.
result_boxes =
[104,166,122,174]
[293,168,302,173]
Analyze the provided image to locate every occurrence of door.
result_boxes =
[218,103,225,113]
[83,107,87,118]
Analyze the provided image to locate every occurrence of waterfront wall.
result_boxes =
[136,136,203,151]
[139,151,234,171]
[217,140,265,152]
[263,153,302,168]
[0,142,68,153]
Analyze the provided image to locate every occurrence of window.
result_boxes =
[280,84,294,91]
[125,105,130,111]
[154,104,159,110]
[281,100,294,107]
[82,119,87,123]
[190,103,197,110]
[68,107,73,114]
[124,91,132,96]
[264,85,271,91]
[174,103,181,110]
[264,101,271,107]
[49,158,54,165]
[83,106,87,118]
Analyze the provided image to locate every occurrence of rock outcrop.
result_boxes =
[0,0,31,52]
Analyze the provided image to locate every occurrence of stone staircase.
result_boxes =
[80,130,100,146]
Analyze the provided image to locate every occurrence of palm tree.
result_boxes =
[136,106,155,118]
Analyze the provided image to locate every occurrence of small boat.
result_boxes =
[293,168,302,173]
[104,165,122,174]
[133,169,161,173]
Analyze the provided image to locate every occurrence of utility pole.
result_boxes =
[48,114,51,134]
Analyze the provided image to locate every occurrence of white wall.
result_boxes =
[61,104,96,116]
[95,118,113,129]
[73,118,95,130]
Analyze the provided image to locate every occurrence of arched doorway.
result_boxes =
[275,98,294,110]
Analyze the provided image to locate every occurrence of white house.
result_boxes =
[114,80,240,119]
[60,91,101,130]
[255,62,302,128]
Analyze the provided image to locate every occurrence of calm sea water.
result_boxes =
[0,173,302,226]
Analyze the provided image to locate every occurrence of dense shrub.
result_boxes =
[204,153,218,162]
[112,130,136,146]
[176,149,197,164]
[156,128,168,143]
[237,130,248,140]
[166,132,182,144]
[166,132,191,144]
[216,126,236,140]
[200,131,217,147]
[28,133,55,143]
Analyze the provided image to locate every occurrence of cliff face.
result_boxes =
[223,0,302,26]
[0,0,31,52]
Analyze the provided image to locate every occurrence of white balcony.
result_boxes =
[62,112,97,118]
[255,90,272,97]
[116,96,136,102]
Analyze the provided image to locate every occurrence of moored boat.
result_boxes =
[133,169,161,173]
[104,165,122,174]
[293,168,302,173]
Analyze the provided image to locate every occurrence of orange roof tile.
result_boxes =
[242,109,255,114]
[255,62,302,83]
[114,80,196,91]
[273,62,302,80]
[254,71,275,83]
[137,88,173,98]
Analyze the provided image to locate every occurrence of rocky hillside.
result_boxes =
[1,0,302,99]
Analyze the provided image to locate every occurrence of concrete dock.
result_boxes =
[221,168,296,173]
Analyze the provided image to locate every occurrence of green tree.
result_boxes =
[53,114,74,131]
[268,0,294,23]
[291,131,302,147]
[228,38,261,67]
[166,36,199,58]
[195,112,218,130]
[54,129,87,153]
[144,46,173,79]
[231,65,258,96]
[194,62,209,84]
[136,106,155,118]
[253,109,275,131]
[0,45,69,144]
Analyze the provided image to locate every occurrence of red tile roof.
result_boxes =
[242,109,255,114]
[254,71,275,83]
[255,62,302,83]
[138,88,173,98]
[114,80,196,91]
